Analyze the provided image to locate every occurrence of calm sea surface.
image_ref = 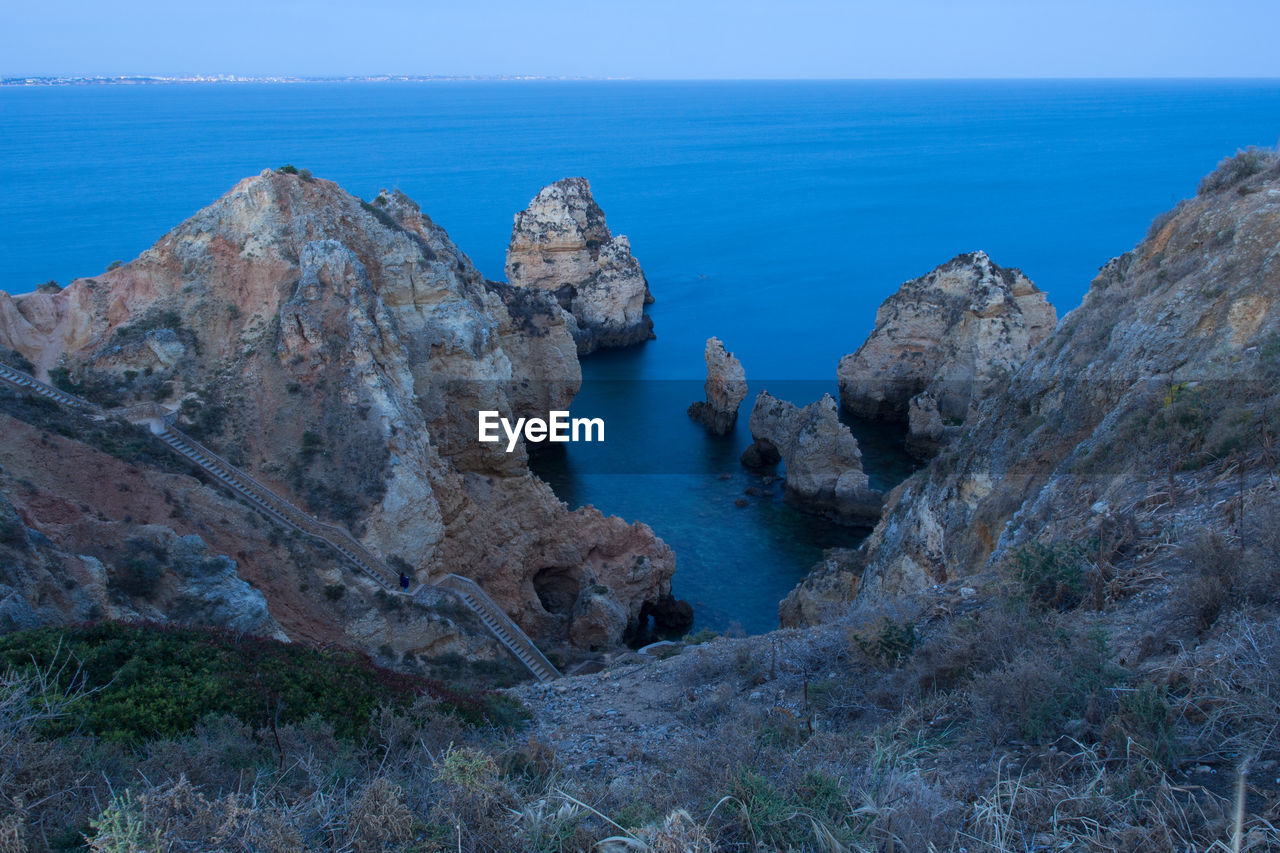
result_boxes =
[2,80,1278,632]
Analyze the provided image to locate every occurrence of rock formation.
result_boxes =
[687,336,747,435]
[0,169,678,654]
[837,251,1056,455]
[778,548,864,628]
[0,398,510,665]
[905,390,945,456]
[742,391,882,525]
[505,177,654,355]
[846,149,1280,610]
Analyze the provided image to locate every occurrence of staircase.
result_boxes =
[153,429,395,588]
[0,362,560,681]
[0,362,102,414]
[430,574,560,682]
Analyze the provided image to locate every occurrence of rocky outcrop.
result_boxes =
[905,390,946,457]
[837,252,1056,455]
[850,150,1280,610]
[0,170,677,653]
[742,392,882,525]
[505,178,654,355]
[0,391,506,665]
[687,337,747,435]
[779,548,864,628]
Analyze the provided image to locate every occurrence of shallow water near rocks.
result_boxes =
[3,79,1278,633]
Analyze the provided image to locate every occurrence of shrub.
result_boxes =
[683,628,718,645]
[2,348,34,374]
[178,394,228,440]
[968,626,1122,743]
[1010,541,1087,610]
[727,769,810,848]
[299,429,322,460]
[1179,525,1280,632]
[1107,682,1178,769]
[275,164,299,175]
[850,617,918,667]
[110,551,165,599]
[1198,146,1278,195]
[0,622,517,743]
[323,583,345,601]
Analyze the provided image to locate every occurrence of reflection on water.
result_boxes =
[528,348,919,635]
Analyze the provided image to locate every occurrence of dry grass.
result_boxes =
[3,521,1280,852]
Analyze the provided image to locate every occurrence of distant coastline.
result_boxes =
[1,74,615,87]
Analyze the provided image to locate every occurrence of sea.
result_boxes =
[2,79,1278,633]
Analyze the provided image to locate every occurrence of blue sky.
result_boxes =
[5,0,1279,79]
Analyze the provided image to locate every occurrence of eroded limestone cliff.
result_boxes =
[0,170,676,653]
[848,152,1280,612]
[837,252,1056,456]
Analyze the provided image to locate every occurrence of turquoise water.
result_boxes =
[2,80,1279,631]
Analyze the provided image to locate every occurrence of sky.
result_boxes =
[4,0,1280,79]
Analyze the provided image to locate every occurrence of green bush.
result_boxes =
[972,626,1122,743]
[0,622,519,743]
[851,617,918,667]
[2,348,35,374]
[299,429,322,460]
[728,769,810,848]
[276,164,299,175]
[1108,683,1178,769]
[683,628,718,645]
[1011,542,1087,610]
[110,542,166,599]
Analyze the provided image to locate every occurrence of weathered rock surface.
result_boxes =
[779,548,864,628]
[850,150,1280,610]
[905,390,947,457]
[505,177,654,355]
[838,251,1056,454]
[687,336,747,435]
[0,170,677,653]
[0,394,506,666]
[743,392,882,525]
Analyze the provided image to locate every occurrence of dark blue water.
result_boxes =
[3,80,1279,631]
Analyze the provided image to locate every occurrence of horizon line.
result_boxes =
[5,74,1280,86]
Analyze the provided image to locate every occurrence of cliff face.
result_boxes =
[0,170,675,652]
[837,252,1056,455]
[0,399,505,667]
[852,152,1280,608]
[505,178,654,355]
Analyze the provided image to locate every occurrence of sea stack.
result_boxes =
[687,336,747,435]
[505,177,654,355]
[742,391,882,526]
[837,251,1055,455]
